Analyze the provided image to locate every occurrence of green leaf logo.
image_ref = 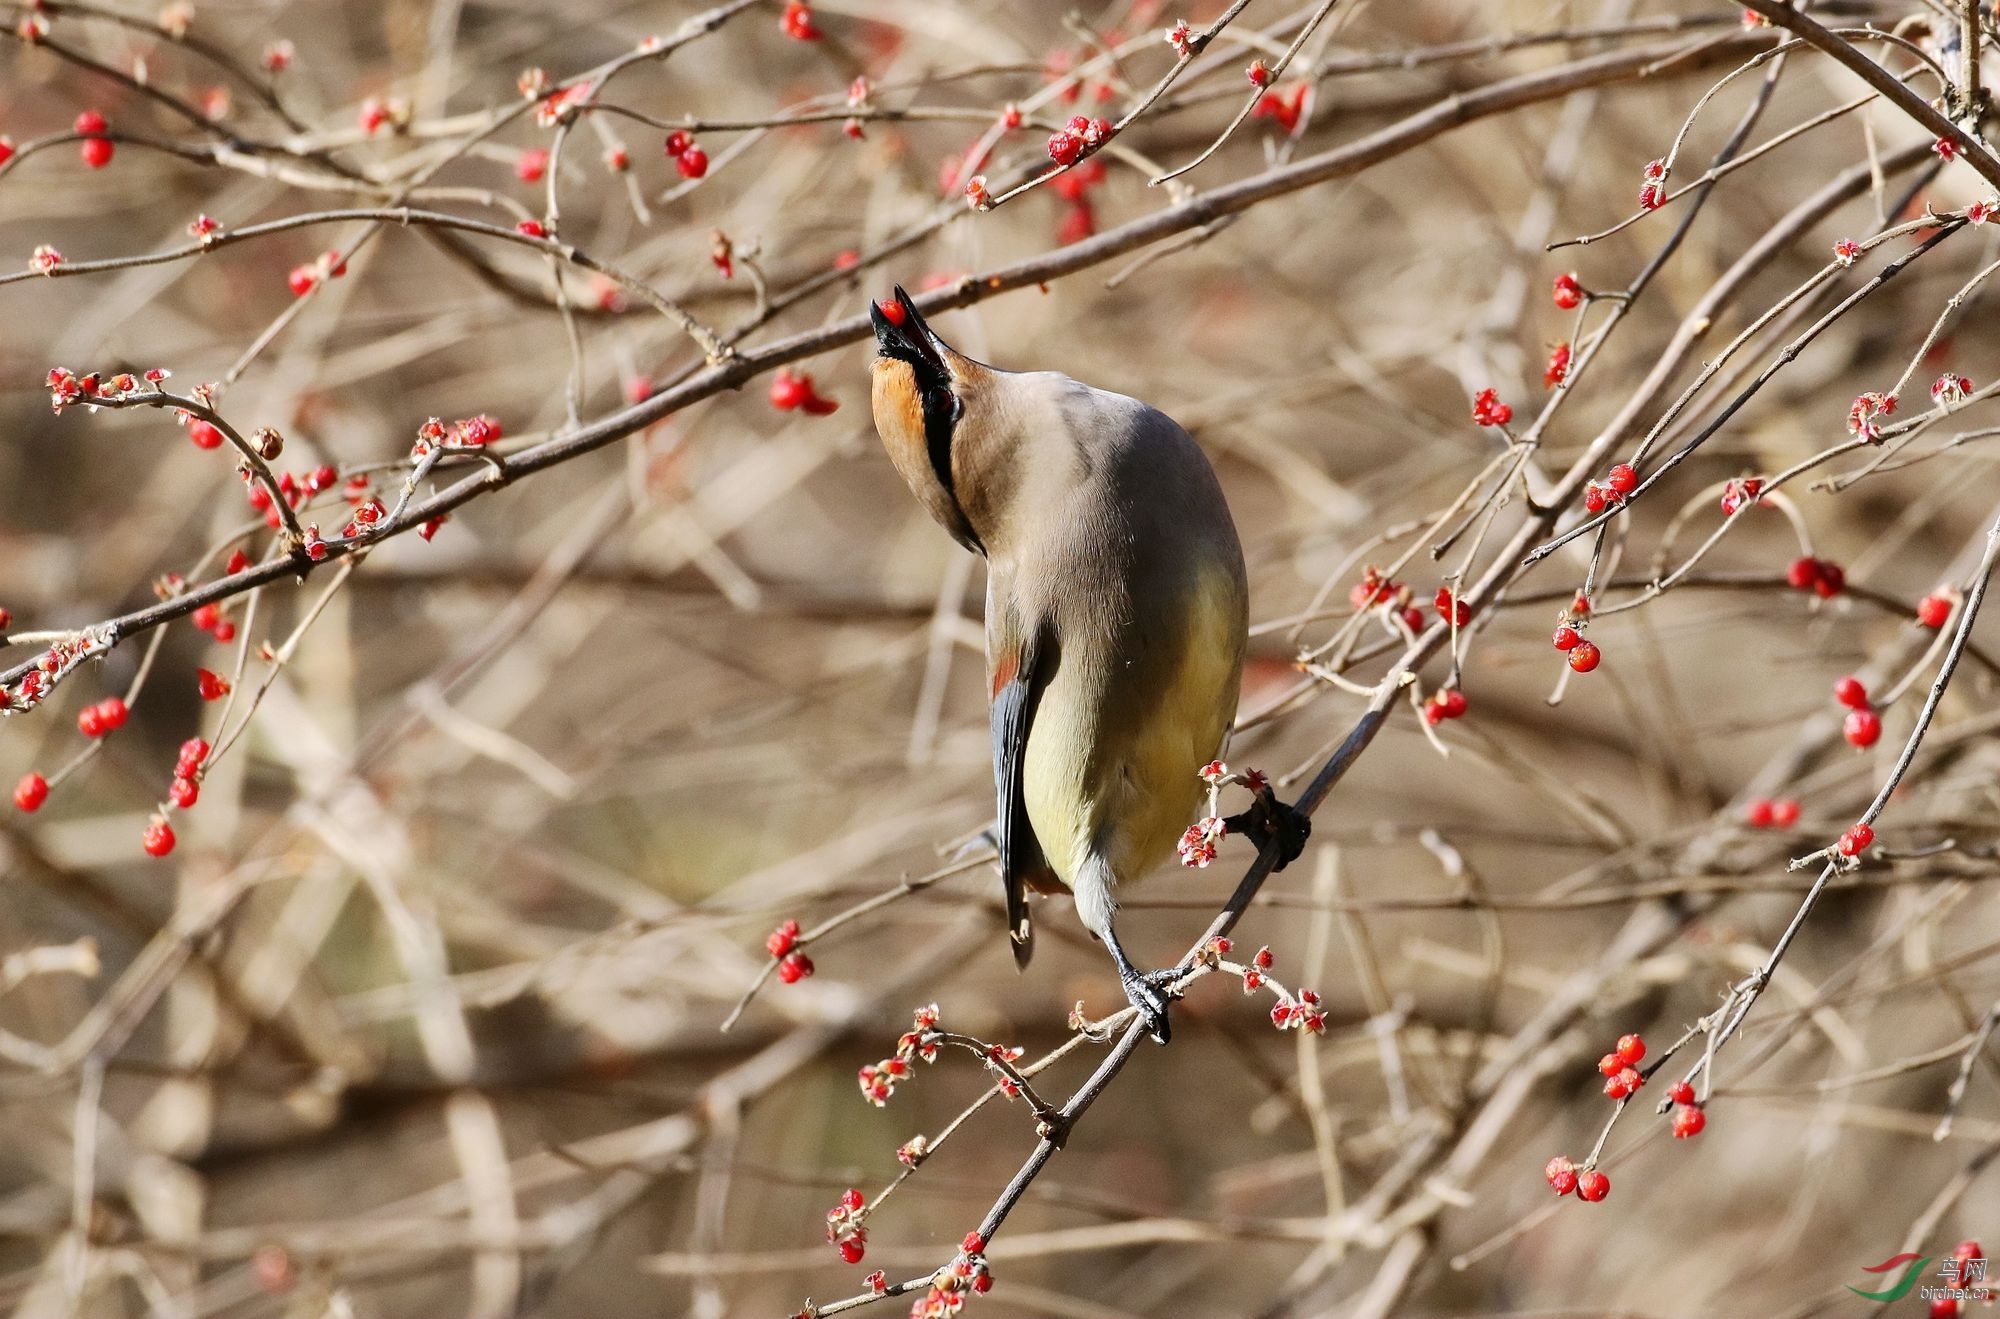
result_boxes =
[1847,1254,1933,1302]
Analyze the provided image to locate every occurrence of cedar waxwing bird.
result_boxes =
[867,286,1308,1043]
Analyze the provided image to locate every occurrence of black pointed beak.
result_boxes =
[871,285,952,388]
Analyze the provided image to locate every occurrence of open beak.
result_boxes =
[870,285,953,388]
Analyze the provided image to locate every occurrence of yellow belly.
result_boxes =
[1022,567,1242,889]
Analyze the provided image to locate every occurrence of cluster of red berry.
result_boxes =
[770,369,839,415]
[902,1231,994,1318]
[74,110,113,168]
[1786,555,1846,598]
[1423,687,1468,726]
[1846,390,1896,443]
[856,1001,943,1107]
[1743,797,1801,829]
[45,365,171,415]
[766,918,814,983]
[1638,157,1667,211]
[1176,814,1225,867]
[1252,84,1310,133]
[286,249,347,298]
[75,695,129,739]
[663,129,708,180]
[1545,342,1571,389]
[1596,1032,1647,1101]
[1046,114,1112,167]
[1543,1154,1610,1203]
[1238,942,1274,991]
[1551,595,1601,674]
[1582,463,1638,514]
[1348,566,1424,634]
[1269,987,1327,1033]
[1833,675,1881,749]
[1666,1080,1705,1139]
[825,1188,867,1264]
[1470,388,1512,427]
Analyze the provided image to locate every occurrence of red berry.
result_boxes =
[1616,1033,1645,1064]
[517,219,547,238]
[1615,1065,1642,1093]
[1470,388,1512,427]
[1598,1052,1623,1077]
[77,705,105,737]
[1552,272,1582,309]
[80,136,114,169]
[838,1237,865,1263]
[1254,945,1274,969]
[766,919,800,958]
[1567,640,1601,673]
[1606,463,1638,495]
[13,772,48,812]
[1770,798,1800,828]
[515,147,549,183]
[178,737,210,770]
[1814,560,1847,598]
[840,1188,864,1211]
[781,1,820,40]
[142,816,176,857]
[1603,1071,1634,1100]
[1746,798,1774,828]
[675,146,708,178]
[1576,1169,1610,1202]
[187,419,224,449]
[1552,624,1581,651]
[777,951,813,982]
[769,370,811,411]
[1671,1104,1705,1139]
[1843,707,1882,748]
[1838,822,1874,856]
[287,265,317,297]
[1918,593,1952,628]
[1786,556,1819,590]
[1434,586,1471,626]
[1544,1155,1578,1195]
[169,776,199,809]
[96,697,128,729]
[1668,1080,1695,1106]
[74,110,107,135]
[212,621,236,643]
[1583,483,1608,514]
[962,1231,985,1253]
[1833,675,1868,708]
[1047,130,1083,166]
[1932,1296,1961,1319]
[664,130,691,157]
[197,668,231,701]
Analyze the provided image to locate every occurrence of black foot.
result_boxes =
[1120,968,1173,1044]
[1225,787,1312,871]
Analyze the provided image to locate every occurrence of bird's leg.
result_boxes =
[1223,782,1312,871]
[1100,920,1174,1045]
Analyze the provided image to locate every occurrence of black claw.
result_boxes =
[1120,970,1172,1044]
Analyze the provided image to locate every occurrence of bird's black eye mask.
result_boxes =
[871,286,961,500]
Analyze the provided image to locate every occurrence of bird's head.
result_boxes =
[869,286,999,554]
